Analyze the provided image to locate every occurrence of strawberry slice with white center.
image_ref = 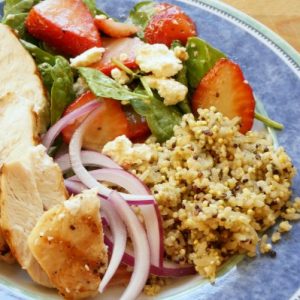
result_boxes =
[192,58,255,134]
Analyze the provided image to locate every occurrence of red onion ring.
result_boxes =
[43,99,100,150]
[104,235,196,277]
[68,110,164,266]
[65,178,154,206]
[55,151,122,172]
[109,191,150,300]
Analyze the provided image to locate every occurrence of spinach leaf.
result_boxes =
[186,37,226,88]
[82,0,109,17]
[2,0,40,38]
[131,86,182,142]
[21,40,56,65]
[50,57,75,124]
[38,62,54,92]
[127,1,156,39]
[175,64,191,114]
[21,41,74,124]
[78,67,148,102]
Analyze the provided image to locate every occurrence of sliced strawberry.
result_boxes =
[96,37,143,68]
[95,18,138,38]
[124,106,151,142]
[26,0,101,57]
[62,91,150,149]
[62,91,129,151]
[144,3,197,46]
[91,59,138,76]
[192,58,255,134]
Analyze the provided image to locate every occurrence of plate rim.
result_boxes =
[182,0,300,76]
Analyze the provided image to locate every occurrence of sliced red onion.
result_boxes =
[109,191,150,300]
[64,179,86,195]
[104,235,196,277]
[43,99,100,150]
[65,179,154,206]
[68,108,164,267]
[55,151,122,172]
[99,201,127,293]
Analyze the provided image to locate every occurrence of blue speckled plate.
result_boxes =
[0,1,300,299]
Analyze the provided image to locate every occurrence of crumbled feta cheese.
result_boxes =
[119,53,129,62]
[173,46,189,61]
[102,135,153,166]
[95,14,108,21]
[136,43,182,78]
[111,68,130,85]
[143,76,188,106]
[70,47,105,67]
[64,199,81,215]
[73,77,89,97]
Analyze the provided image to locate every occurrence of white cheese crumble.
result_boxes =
[70,47,105,67]
[64,198,81,215]
[136,43,182,78]
[173,46,189,61]
[73,77,89,97]
[111,68,130,85]
[95,14,108,21]
[143,76,188,106]
[119,53,129,62]
[102,135,153,166]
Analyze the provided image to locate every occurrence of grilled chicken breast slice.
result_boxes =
[0,92,38,263]
[0,24,49,132]
[28,190,108,299]
[0,160,52,287]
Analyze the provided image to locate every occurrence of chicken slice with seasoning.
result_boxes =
[28,189,108,299]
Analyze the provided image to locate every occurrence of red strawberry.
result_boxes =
[95,17,138,38]
[26,0,101,57]
[144,3,197,46]
[192,58,255,134]
[62,91,129,151]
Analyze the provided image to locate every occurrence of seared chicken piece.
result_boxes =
[0,228,14,264]
[0,93,38,163]
[0,24,49,132]
[28,190,108,299]
[0,145,67,286]
[0,93,67,264]
[29,145,68,210]
[0,160,52,287]
[0,92,38,263]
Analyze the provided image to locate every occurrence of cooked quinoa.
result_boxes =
[103,107,298,282]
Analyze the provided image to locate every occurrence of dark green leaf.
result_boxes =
[127,1,156,39]
[21,40,56,65]
[175,64,191,114]
[50,57,75,124]
[38,62,54,92]
[78,67,148,102]
[131,86,182,142]
[2,0,41,39]
[82,0,110,17]
[186,37,226,88]
[2,0,40,19]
